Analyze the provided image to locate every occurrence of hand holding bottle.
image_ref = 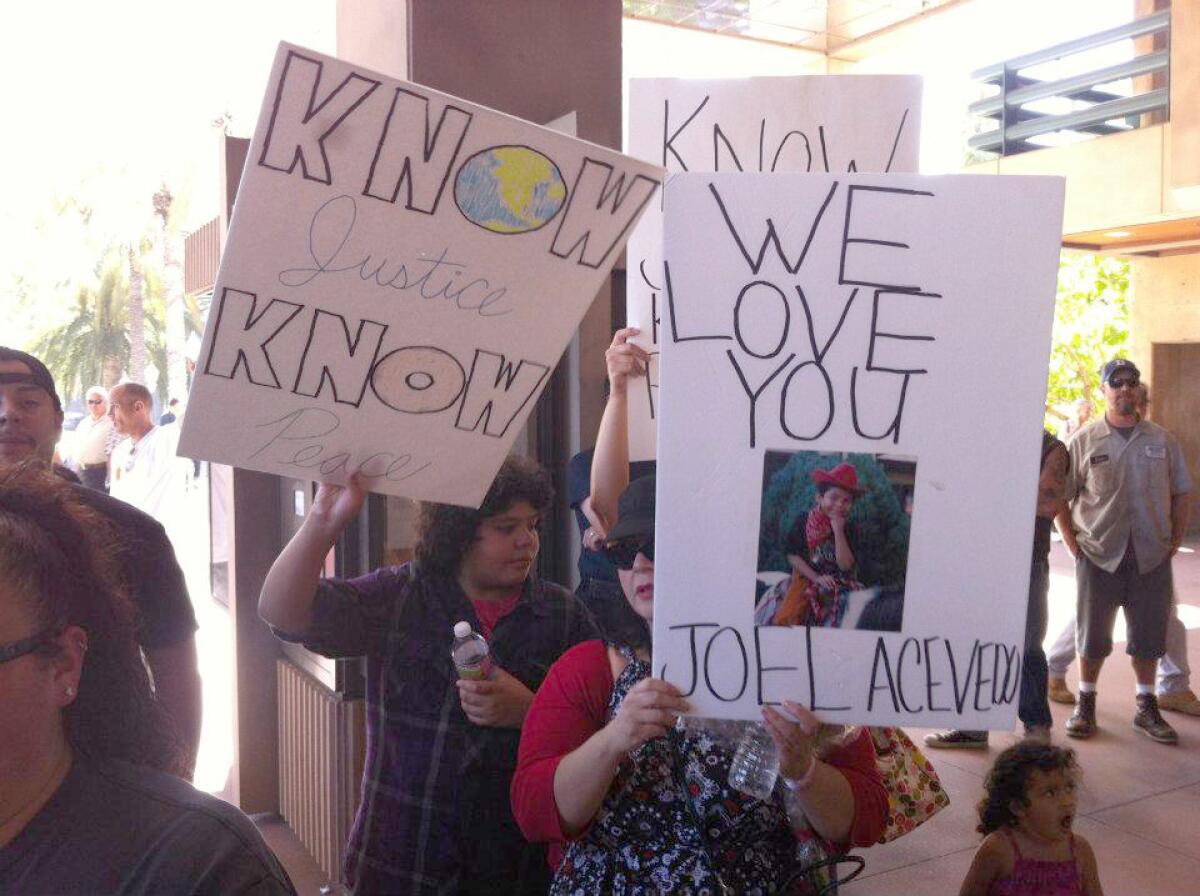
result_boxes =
[456,666,535,728]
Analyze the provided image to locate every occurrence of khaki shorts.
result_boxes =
[1077,548,1172,660]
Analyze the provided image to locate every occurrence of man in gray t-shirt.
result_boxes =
[1056,359,1192,744]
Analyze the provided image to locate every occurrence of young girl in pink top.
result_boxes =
[960,743,1103,896]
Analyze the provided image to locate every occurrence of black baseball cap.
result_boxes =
[0,347,62,411]
[1100,358,1140,386]
[607,475,656,542]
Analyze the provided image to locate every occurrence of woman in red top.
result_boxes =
[511,329,888,894]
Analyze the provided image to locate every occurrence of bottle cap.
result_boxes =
[453,621,472,639]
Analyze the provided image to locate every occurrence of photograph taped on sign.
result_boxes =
[753,450,914,633]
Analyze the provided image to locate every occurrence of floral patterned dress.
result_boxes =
[550,647,837,895]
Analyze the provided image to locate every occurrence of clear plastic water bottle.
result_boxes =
[728,722,779,800]
[451,621,492,680]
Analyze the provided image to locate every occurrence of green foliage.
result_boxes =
[29,250,171,402]
[1046,251,1129,427]
[8,173,192,405]
[758,452,911,590]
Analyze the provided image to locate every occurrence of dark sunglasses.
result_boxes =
[1108,376,1139,389]
[0,627,62,665]
[604,536,654,570]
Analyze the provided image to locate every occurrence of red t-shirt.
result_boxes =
[511,640,889,870]
[469,593,521,640]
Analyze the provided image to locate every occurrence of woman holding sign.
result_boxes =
[511,329,887,893]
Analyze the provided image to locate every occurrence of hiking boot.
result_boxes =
[1134,694,1179,744]
[1023,725,1052,745]
[1065,691,1097,739]
[924,730,989,750]
[1157,689,1200,717]
[1048,677,1076,705]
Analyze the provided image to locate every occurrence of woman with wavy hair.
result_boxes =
[0,462,294,894]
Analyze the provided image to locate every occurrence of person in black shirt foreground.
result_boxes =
[0,462,295,895]
[0,346,202,774]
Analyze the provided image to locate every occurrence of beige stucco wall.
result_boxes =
[1128,253,1200,373]
[964,126,1173,236]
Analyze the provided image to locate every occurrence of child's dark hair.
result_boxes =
[977,742,1077,834]
[415,455,552,576]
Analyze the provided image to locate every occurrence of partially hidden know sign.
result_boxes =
[655,173,1065,729]
[625,76,922,460]
[180,43,662,506]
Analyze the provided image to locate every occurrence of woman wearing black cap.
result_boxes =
[511,331,887,893]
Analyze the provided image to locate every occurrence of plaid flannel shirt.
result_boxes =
[277,562,597,895]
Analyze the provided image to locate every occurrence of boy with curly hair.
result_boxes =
[260,456,597,895]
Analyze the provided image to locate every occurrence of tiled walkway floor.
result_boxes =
[844,539,1200,895]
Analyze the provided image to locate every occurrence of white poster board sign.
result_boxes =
[655,172,1064,729]
[180,43,662,506]
[625,76,922,460]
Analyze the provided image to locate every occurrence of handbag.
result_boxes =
[868,727,950,843]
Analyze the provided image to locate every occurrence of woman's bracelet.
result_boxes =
[783,754,819,792]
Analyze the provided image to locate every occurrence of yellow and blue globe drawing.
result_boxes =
[454,145,567,234]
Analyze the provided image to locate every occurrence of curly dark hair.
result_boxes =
[415,455,553,576]
[0,461,186,776]
[977,741,1077,834]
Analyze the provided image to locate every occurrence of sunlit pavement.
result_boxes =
[846,536,1200,894]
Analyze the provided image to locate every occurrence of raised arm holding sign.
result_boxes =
[261,456,598,892]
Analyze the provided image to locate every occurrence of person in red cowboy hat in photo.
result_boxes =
[770,461,867,628]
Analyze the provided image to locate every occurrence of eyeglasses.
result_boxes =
[86,399,104,405]
[123,444,138,473]
[604,536,655,570]
[1108,376,1139,390]
[0,627,62,665]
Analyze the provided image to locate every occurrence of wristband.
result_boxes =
[783,754,818,792]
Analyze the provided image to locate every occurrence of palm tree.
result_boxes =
[127,242,147,384]
[30,251,174,404]
[32,262,130,396]
[153,184,188,401]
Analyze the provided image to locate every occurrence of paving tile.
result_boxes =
[842,844,976,894]
[1090,782,1200,862]
[1073,815,1200,896]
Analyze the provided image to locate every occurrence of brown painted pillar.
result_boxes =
[338,0,624,583]
[217,135,283,814]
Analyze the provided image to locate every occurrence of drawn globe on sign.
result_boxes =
[454,145,567,234]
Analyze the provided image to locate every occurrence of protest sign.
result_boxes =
[624,76,922,460]
[179,43,662,506]
[654,172,1065,729]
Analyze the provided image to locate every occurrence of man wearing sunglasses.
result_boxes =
[74,386,117,492]
[0,346,201,774]
[1056,358,1192,744]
